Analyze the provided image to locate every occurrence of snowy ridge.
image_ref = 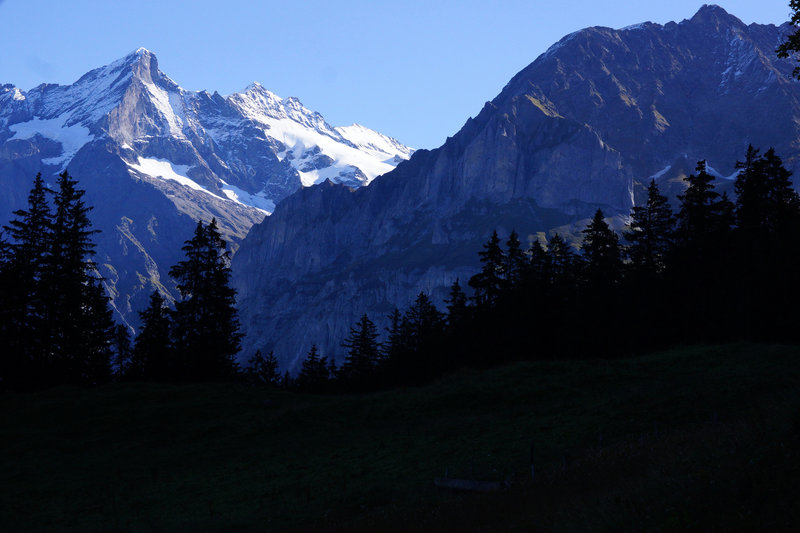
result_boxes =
[0,47,412,333]
[336,123,415,163]
[228,84,412,187]
[0,48,412,213]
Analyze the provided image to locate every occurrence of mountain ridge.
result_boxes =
[0,48,412,325]
[232,5,800,370]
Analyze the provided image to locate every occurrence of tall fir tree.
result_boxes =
[624,180,675,275]
[130,291,173,380]
[735,147,800,238]
[674,161,735,341]
[382,307,405,362]
[504,230,526,288]
[403,292,445,355]
[581,209,623,288]
[527,238,550,287]
[296,344,330,392]
[169,219,242,380]
[676,161,734,249]
[0,229,12,386]
[733,147,800,339]
[469,230,505,306]
[546,234,576,286]
[340,313,381,385]
[776,1,800,78]
[444,278,469,330]
[247,350,281,386]
[42,171,114,385]
[1,174,54,384]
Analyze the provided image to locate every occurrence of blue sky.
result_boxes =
[0,1,793,149]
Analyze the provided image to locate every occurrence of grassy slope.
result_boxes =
[1,343,799,532]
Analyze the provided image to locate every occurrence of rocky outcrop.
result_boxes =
[233,5,800,370]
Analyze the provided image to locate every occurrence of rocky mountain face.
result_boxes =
[232,5,800,370]
[0,49,411,324]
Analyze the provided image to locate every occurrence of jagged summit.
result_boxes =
[694,4,734,18]
[0,48,411,330]
[687,4,747,28]
[75,47,160,86]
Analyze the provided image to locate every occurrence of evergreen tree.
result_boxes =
[296,344,330,391]
[777,1,800,78]
[403,292,445,355]
[247,350,281,386]
[504,230,526,288]
[444,278,469,329]
[527,238,551,286]
[581,209,623,287]
[340,313,381,384]
[732,147,800,339]
[624,180,675,275]
[735,147,800,238]
[469,230,505,306]
[130,291,173,380]
[382,307,405,362]
[674,161,735,342]
[327,355,338,382]
[44,171,114,385]
[281,370,293,390]
[676,161,733,248]
[169,219,242,380]
[1,173,54,383]
[546,234,576,286]
[0,229,12,387]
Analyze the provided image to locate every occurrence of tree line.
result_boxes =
[3,145,799,392]
[0,171,242,390]
[281,146,800,392]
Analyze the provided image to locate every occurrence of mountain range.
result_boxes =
[231,5,800,370]
[0,49,412,323]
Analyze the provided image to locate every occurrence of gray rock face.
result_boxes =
[0,48,411,326]
[232,5,800,370]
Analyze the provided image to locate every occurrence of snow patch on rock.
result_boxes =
[9,116,94,167]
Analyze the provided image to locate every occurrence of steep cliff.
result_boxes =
[233,6,800,369]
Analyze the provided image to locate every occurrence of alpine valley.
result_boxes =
[232,5,800,370]
[0,49,412,325]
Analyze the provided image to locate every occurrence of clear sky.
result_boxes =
[0,1,793,149]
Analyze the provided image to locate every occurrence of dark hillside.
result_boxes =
[2,343,798,531]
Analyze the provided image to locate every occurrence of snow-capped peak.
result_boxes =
[226,86,412,187]
[1,48,412,215]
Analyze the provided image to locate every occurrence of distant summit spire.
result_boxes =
[118,47,161,85]
[689,4,743,28]
[120,47,155,66]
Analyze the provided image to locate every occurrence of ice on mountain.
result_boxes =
[9,116,94,167]
[649,165,672,180]
[705,163,740,181]
[127,157,204,192]
[219,181,275,214]
[1,48,412,217]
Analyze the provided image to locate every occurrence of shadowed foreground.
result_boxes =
[2,343,799,531]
